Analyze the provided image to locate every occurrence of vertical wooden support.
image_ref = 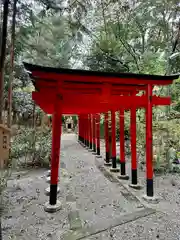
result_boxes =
[78,116,80,142]
[118,108,129,180]
[86,115,89,147]
[80,115,83,144]
[89,114,93,149]
[86,115,88,146]
[84,115,87,147]
[110,110,119,172]
[44,97,62,212]
[79,115,82,143]
[83,115,86,147]
[130,107,137,184]
[93,114,96,153]
[87,114,90,148]
[146,84,154,197]
[129,106,141,189]
[104,112,110,164]
[96,114,101,157]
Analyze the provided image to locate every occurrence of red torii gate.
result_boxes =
[23,62,179,212]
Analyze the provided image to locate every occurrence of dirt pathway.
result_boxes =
[2,134,180,240]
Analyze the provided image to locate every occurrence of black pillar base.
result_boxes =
[112,156,117,169]
[146,178,154,197]
[93,143,96,152]
[97,147,100,156]
[121,162,126,175]
[49,184,58,205]
[104,152,111,164]
[118,162,129,180]
[131,169,137,185]
[129,169,142,189]
[105,152,110,161]
[90,142,92,149]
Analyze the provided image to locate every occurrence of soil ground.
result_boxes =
[2,134,180,240]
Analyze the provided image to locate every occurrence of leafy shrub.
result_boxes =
[10,126,52,168]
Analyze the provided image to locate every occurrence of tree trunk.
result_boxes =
[7,0,17,128]
[0,0,9,124]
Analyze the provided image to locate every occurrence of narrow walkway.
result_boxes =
[3,134,180,240]
[60,134,140,224]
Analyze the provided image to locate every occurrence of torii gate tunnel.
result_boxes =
[24,62,179,211]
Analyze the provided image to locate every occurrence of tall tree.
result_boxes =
[7,0,17,127]
[0,0,9,123]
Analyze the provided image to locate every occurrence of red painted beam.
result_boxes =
[32,101,172,115]
[32,92,171,107]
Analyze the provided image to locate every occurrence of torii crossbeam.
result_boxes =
[23,62,179,212]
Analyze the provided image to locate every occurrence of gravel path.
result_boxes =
[2,134,180,239]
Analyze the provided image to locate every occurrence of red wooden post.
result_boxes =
[104,112,110,163]
[84,115,87,147]
[104,112,111,166]
[96,114,101,157]
[86,114,89,147]
[118,108,129,180]
[79,115,82,143]
[86,114,89,148]
[45,98,62,212]
[86,115,89,147]
[78,115,80,142]
[80,115,83,143]
[146,84,154,197]
[129,106,141,189]
[83,115,86,146]
[93,114,96,153]
[80,115,83,144]
[110,110,119,172]
[89,114,93,150]
[87,114,90,148]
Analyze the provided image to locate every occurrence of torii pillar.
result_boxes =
[143,84,158,202]
[104,112,111,166]
[129,106,141,189]
[110,110,119,172]
[85,115,88,148]
[92,114,96,154]
[88,114,93,152]
[96,114,102,158]
[89,114,93,150]
[44,97,62,212]
[118,108,129,180]
[87,114,90,148]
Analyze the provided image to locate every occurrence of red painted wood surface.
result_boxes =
[96,114,100,149]
[32,92,171,114]
[89,114,92,146]
[93,115,96,146]
[119,108,125,163]
[130,107,137,170]
[104,112,109,154]
[111,110,116,158]
[50,100,62,185]
[146,85,153,179]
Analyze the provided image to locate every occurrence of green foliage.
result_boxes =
[83,0,180,73]
[10,127,52,168]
